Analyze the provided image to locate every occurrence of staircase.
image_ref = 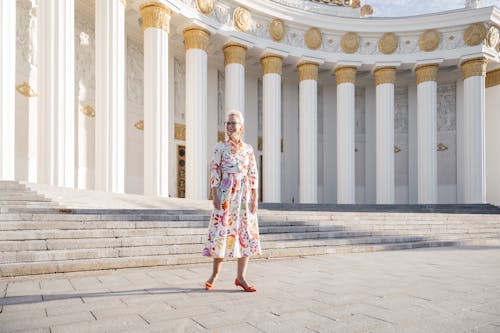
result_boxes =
[1,180,500,277]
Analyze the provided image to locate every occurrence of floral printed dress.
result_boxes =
[202,139,262,258]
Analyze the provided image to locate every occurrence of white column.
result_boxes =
[461,58,487,203]
[0,1,16,180]
[95,0,126,193]
[37,0,75,187]
[335,66,357,204]
[184,27,210,200]
[223,43,246,116]
[374,67,396,204]
[261,55,282,203]
[140,3,171,196]
[297,62,318,203]
[415,64,438,203]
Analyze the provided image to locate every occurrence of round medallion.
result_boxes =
[305,28,322,50]
[233,7,251,32]
[195,0,214,15]
[378,32,398,54]
[360,5,373,17]
[464,23,487,46]
[341,32,360,54]
[419,29,440,52]
[269,18,285,42]
[350,0,361,9]
[486,26,499,48]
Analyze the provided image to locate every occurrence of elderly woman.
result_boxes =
[202,110,261,292]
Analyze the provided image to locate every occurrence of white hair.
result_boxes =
[226,110,244,125]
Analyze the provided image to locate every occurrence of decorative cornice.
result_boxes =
[297,62,319,81]
[269,18,285,42]
[15,82,37,97]
[139,2,171,33]
[184,27,210,51]
[461,57,487,80]
[378,32,398,55]
[305,28,322,50]
[415,64,439,84]
[335,66,357,85]
[486,68,500,88]
[419,29,440,52]
[341,32,360,54]
[195,0,215,15]
[374,67,396,86]
[261,55,283,75]
[223,43,247,66]
[463,23,487,46]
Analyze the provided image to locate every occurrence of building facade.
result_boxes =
[1,0,500,204]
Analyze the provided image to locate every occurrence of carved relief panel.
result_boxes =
[437,82,456,132]
[174,57,186,124]
[395,87,408,134]
[355,87,365,134]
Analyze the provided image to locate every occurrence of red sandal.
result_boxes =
[234,278,256,292]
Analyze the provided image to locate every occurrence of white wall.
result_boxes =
[486,84,500,205]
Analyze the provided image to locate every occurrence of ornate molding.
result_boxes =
[134,120,144,131]
[223,43,247,66]
[175,123,186,141]
[261,55,283,75]
[233,7,251,32]
[305,28,322,50]
[463,23,486,46]
[297,62,319,81]
[269,18,285,42]
[378,32,398,55]
[16,82,37,97]
[195,0,215,15]
[139,2,171,33]
[486,26,499,48]
[486,68,500,88]
[184,27,210,51]
[415,64,439,84]
[461,58,487,80]
[335,66,357,85]
[419,29,440,52]
[374,67,396,86]
[341,32,360,54]
[80,105,95,118]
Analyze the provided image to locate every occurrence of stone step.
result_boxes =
[4,233,500,264]
[2,237,500,277]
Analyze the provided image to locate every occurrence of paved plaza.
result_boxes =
[1,246,500,333]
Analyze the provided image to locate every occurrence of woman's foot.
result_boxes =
[234,278,256,292]
[205,275,219,290]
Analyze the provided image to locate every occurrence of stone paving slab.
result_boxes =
[1,246,500,332]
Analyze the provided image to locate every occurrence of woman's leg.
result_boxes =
[207,258,223,285]
[236,256,250,284]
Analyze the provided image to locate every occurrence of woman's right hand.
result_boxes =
[212,188,221,210]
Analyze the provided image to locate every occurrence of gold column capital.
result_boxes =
[334,66,357,85]
[183,27,210,52]
[260,55,283,76]
[461,57,488,80]
[297,62,319,82]
[374,67,397,86]
[415,64,439,85]
[139,2,172,33]
[223,43,247,66]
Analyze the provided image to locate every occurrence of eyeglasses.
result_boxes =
[225,121,240,126]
